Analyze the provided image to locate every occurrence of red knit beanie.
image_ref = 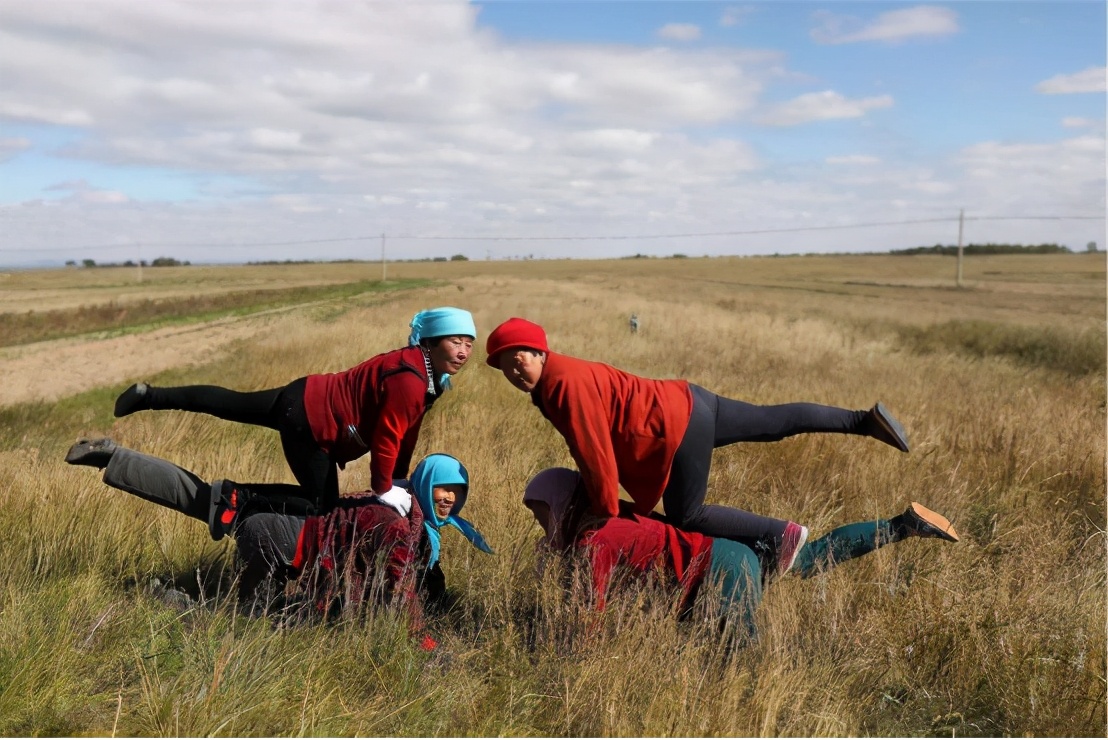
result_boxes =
[485,318,550,367]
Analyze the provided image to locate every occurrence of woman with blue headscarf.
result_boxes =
[64,439,492,648]
[113,307,477,513]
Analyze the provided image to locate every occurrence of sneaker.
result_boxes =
[114,383,150,418]
[864,402,910,453]
[776,521,809,576]
[904,502,959,542]
[208,479,251,541]
[64,437,118,469]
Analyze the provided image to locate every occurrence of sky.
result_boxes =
[0,1,1104,267]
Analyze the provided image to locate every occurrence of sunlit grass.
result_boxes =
[0,254,1103,736]
[0,278,431,348]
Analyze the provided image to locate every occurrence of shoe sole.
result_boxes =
[910,501,959,542]
[874,402,910,453]
[64,437,115,465]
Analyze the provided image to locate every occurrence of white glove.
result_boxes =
[375,485,412,517]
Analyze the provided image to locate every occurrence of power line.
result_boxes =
[3,213,1103,254]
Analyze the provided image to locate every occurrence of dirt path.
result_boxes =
[0,314,280,407]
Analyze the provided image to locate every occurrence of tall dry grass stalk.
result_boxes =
[0,255,1103,735]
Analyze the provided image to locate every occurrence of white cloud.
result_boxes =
[0,137,31,162]
[811,6,959,45]
[0,1,1101,264]
[720,6,754,28]
[957,136,1105,216]
[1035,67,1106,95]
[0,101,94,127]
[757,91,893,126]
[657,23,701,42]
[1062,117,1095,129]
[42,178,130,204]
[80,190,129,204]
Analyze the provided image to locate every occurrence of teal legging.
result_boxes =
[710,519,903,633]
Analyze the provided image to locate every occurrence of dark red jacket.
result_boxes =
[292,494,430,630]
[530,352,693,517]
[575,501,713,611]
[303,346,436,493]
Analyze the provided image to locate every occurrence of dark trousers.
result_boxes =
[146,377,339,510]
[662,384,868,550]
[103,447,305,597]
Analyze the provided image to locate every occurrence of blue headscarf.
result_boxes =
[408,453,493,569]
[408,307,477,346]
[408,307,477,391]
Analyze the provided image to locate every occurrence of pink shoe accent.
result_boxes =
[777,522,809,576]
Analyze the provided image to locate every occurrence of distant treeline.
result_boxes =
[250,255,470,265]
[890,243,1078,256]
[66,257,190,268]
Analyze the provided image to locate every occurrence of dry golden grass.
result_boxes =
[0,253,1103,736]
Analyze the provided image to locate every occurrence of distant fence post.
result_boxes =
[380,233,387,282]
[956,208,964,288]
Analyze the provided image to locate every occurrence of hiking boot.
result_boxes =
[903,502,959,542]
[64,437,118,469]
[208,479,253,541]
[114,383,150,417]
[861,402,910,452]
[776,521,809,577]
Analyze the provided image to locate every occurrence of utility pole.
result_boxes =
[956,208,964,288]
[380,232,387,282]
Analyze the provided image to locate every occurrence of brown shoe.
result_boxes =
[904,502,959,542]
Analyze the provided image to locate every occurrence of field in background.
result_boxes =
[0,253,1103,735]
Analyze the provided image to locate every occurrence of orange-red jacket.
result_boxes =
[303,346,435,493]
[530,351,693,517]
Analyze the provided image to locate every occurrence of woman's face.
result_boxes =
[428,335,473,378]
[497,349,546,393]
[432,483,464,519]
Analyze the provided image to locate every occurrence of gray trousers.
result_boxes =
[103,448,305,589]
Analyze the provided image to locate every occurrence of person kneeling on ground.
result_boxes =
[65,438,493,648]
[113,307,478,513]
[522,467,958,636]
[486,317,913,578]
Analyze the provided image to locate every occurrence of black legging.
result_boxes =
[662,384,868,550]
[144,377,339,511]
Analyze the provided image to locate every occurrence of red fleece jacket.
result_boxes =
[575,502,714,611]
[530,351,693,517]
[303,346,434,493]
[293,494,428,631]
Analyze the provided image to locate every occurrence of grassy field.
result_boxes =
[0,253,1104,736]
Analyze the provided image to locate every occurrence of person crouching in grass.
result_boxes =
[522,467,957,639]
[65,438,492,650]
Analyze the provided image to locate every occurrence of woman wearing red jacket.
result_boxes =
[113,307,476,512]
[487,317,911,575]
[522,467,958,633]
[64,438,492,646]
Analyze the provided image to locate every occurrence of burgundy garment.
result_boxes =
[292,493,428,631]
[530,351,693,517]
[303,346,434,492]
[575,501,714,611]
